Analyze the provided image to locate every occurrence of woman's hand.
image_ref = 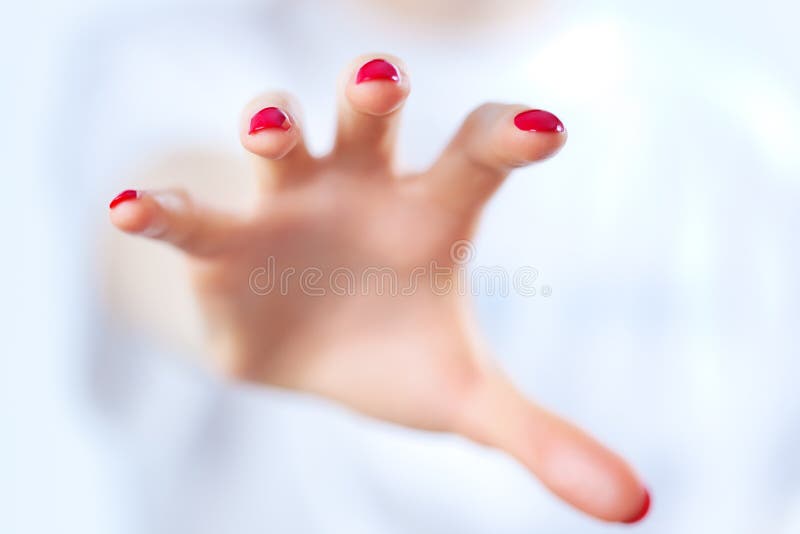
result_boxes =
[109,53,649,524]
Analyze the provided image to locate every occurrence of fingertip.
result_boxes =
[500,108,568,166]
[621,488,651,525]
[108,190,152,234]
[345,56,410,116]
[240,98,302,160]
[531,420,647,523]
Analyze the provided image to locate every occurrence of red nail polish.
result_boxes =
[514,109,565,133]
[356,59,400,84]
[249,107,291,134]
[622,489,651,524]
[109,189,139,209]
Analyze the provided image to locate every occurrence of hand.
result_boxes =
[109,54,649,524]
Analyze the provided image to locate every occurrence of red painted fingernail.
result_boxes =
[109,189,139,209]
[356,59,400,84]
[622,488,651,524]
[249,107,291,134]
[514,109,565,133]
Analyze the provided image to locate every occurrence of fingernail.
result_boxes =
[356,59,400,84]
[249,107,291,134]
[109,189,139,209]
[514,109,565,133]
[622,488,651,524]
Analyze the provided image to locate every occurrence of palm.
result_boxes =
[110,54,649,524]
[193,166,478,431]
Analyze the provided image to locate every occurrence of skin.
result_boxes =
[110,53,648,523]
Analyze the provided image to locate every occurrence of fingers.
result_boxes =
[455,370,650,524]
[424,104,567,215]
[239,92,315,186]
[108,189,239,257]
[333,54,411,171]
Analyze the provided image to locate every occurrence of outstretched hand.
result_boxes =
[109,54,649,524]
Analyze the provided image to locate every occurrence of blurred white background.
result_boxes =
[2,0,800,533]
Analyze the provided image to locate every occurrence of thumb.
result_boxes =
[454,369,650,524]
